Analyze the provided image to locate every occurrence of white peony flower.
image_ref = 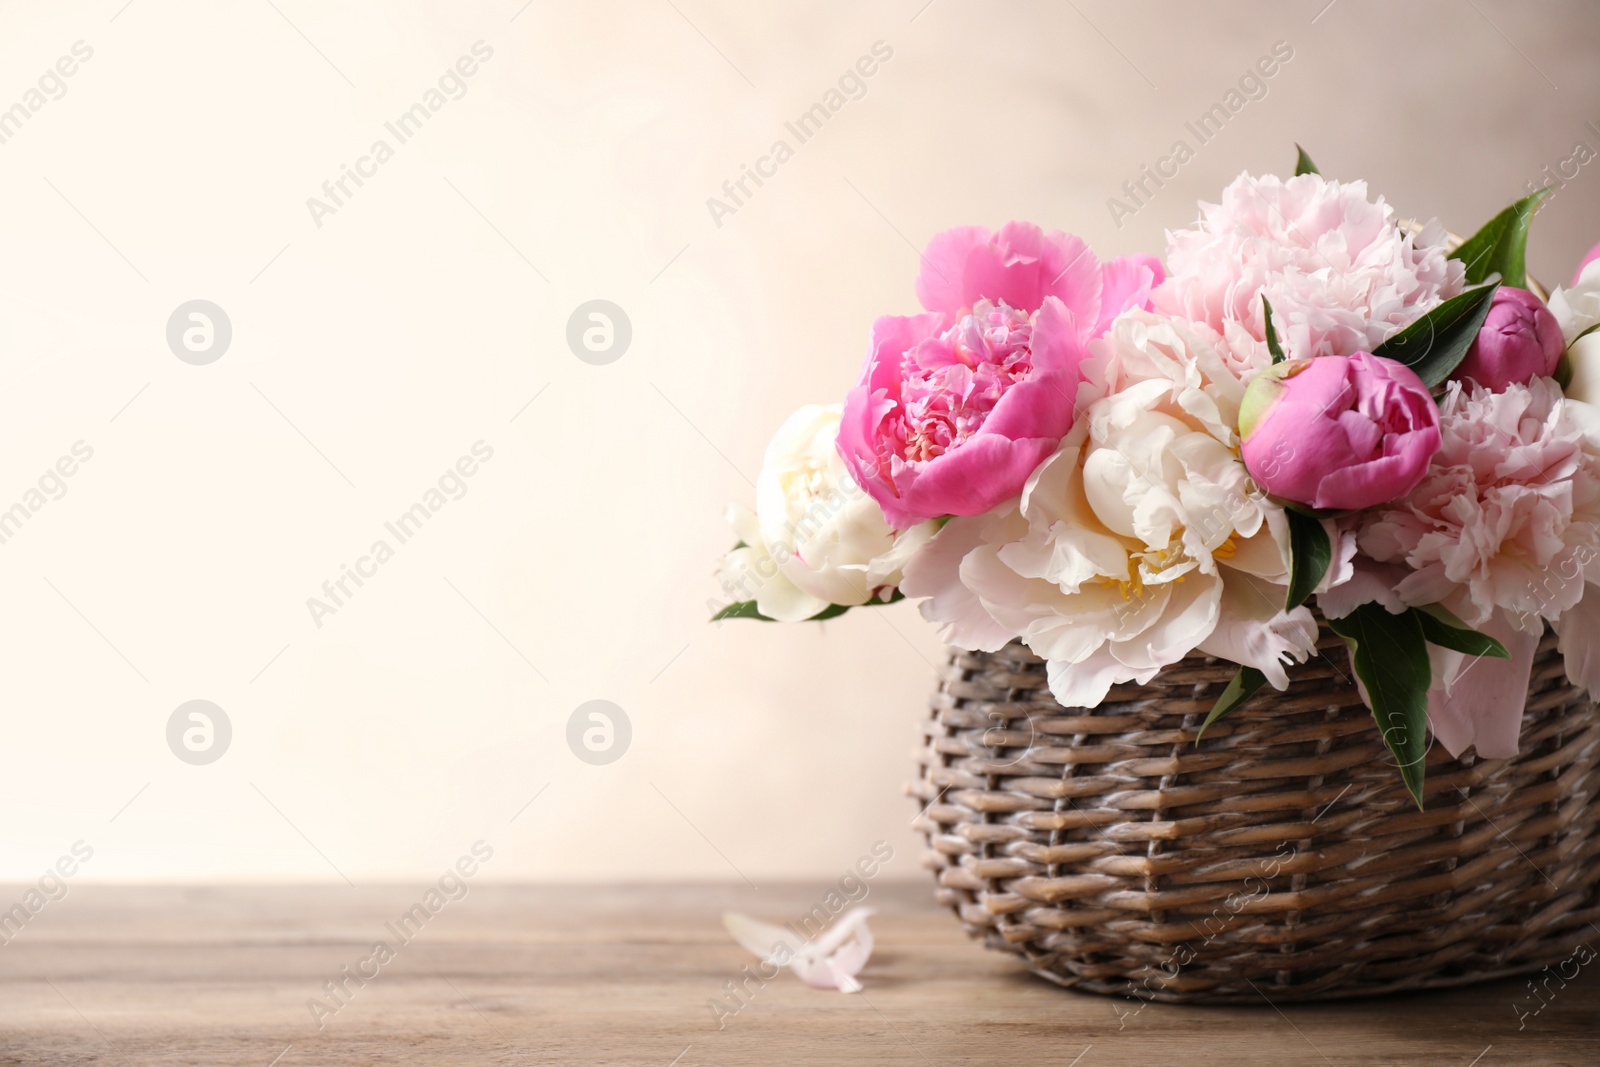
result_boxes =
[715,404,934,622]
[1153,172,1464,363]
[1550,257,1600,411]
[903,312,1321,707]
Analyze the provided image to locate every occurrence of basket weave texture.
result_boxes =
[910,622,1600,1002]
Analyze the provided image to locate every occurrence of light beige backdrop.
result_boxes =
[2,0,1597,884]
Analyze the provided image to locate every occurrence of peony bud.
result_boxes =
[1240,353,1441,511]
[1452,286,1564,392]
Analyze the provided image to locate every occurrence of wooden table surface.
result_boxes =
[1,882,1594,1066]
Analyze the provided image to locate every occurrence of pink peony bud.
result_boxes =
[1240,352,1441,512]
[1451,286,1564,392]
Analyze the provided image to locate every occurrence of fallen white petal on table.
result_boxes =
[722,907,875,992]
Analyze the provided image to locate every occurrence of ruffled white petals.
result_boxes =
[1317,557,1412,619]
[900,509,1022,652]
[1425,610,1540,760]
[718,404,936,618]
[1196,572,1318,690]
[715,506,830,622]
[723,908,875,993]
[906,309,1315,706]
[1555,583,1600,702]
[1046,651,1160,710]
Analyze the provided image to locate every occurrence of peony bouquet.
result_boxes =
[713,148,1600,807]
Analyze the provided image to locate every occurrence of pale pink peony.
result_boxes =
[1357,378,1600,758]
[837,222,1162,529]
[1360,378,1600,625]
[1153,172,1464,362]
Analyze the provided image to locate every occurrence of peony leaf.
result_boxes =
[1195,665,1267,744]
[1281,501,1340,520]
[1370,283,1500,389]
[1570,321,1600,349]
[1326,604,1432,809]
[712,600,775,622]
[710,591,904,623]
[1262,295,1286,364]
[1415,604,1510,659]
[1293,144,1320,177]
[1284,509,1331,610]
[1450,188,1550,288]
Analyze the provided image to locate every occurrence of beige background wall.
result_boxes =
[2,0,1597,884]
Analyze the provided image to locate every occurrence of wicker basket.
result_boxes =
[909,620,1600,1002]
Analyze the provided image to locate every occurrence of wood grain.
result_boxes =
[0,883,1593,1065]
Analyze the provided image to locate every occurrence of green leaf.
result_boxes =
[1293,144,1319,177]
[1414,604,1509,659]
[1262,295,1286,364]
[709,589,904,623]
[1196,666,1268,743]
[1326,605,1432,809]
[711,600,774,622]
[1449,189,1550,288]
[1569,321,1600,349]
[1370,283,1500,388]
[1281,501,1340,520]
[1284,511,1331,610]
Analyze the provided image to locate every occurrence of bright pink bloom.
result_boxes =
[1452,287,1564,391]
[838,223,1161,527]
[1576,239,1600,287]
[1239,352,1441,511]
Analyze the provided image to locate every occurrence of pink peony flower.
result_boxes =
[1576,239,1600,288]
[1153,172,1464,362]
[901,311,1324,709]
[1358,378,1600,758]
[1452,287,1564,392]
[1360,378,1600,625]
[837,222,1161,528]
[1239,353,1441,511]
